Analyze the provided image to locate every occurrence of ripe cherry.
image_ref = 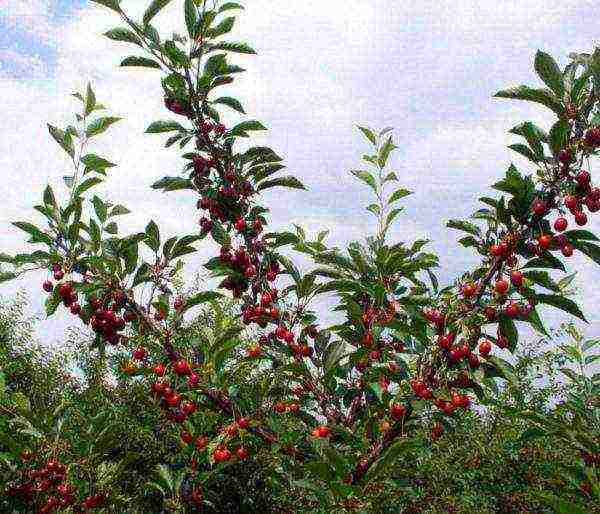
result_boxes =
[213,447,231,463]
[532,199,547,216]
[494,279,509,295]
[565,195,579,211]
[510,271,523,287]
[236,447,250,460]
[274,401,286,414]
[181,431,194,444]
[505,302,520,318]
[43,280,54,293]
[561,244,574,257]
[238,418,250,429]
[490,242,508,256]
[576,170,591,187]
[187,373,200,387]
[173,360,191,376]
[390,403,406,420]
[574,211,588,226]
[247,344,262,358]
[554,217,568,232]
[537,234,552,250]
[312,425,331,438]
[479,340,492,357]
[557,149,572,164]
[133,347,148,361]
[153,363,166,376]
[173,296,184,311]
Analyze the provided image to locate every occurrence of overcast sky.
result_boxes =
[0,0,599,349]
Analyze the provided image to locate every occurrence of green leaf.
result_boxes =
[81,154,116,172]
[12,222,52,245]
[121,56,161,69]
[90,0,121,12]
[146,120,184,133]
[75,177,103,196]
[564,230,599,242]
[84,83,96,116]
[109,205,131,217]
[45,290,61,316]
[219,2,244,12]
[508,143,538,162]
[356,125,377,146]
[534,50,564,97]
[47,124,74,158]
[92,195,108,223]
[0,272,16,283]
[227,120,267,138]
[211,41,256,54]
[183,291,222,312]
[210,16,235,37]
[536,294,587,322]
[104,27,142,46]
[184,0,198,38]
[104,222,118,234]
[256,176,306,192]
[86,117,121,137]
[143,0,175,26]
[572,241,600,266]
[524,253,565,272]
[210,221,230,246]
[485,356,521,392]
[523,270,559,292]
[389,188,412,203]
[350,170,377,192]
[145,221,160,252]
[378,135,397,168]
[498,315,518,351]
[447,219,481,237]
[493,85,564,116]
[549,119,570,157]
[151,177,194,192]
[213,96,245,113]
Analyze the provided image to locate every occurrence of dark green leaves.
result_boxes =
[151,177,193,192]
[534,50,564,97]
[182,292,222,312]
[184,0,198,38]
[143,0,175,26]
[446,219,481,237]
[86,117,121,137]
[104,27,142,46]
[209,16,235,37]
[12,222,53,245]
[81,154,116,174]
[144,221,160,252]
[90,0,121,12]
[211,41,256,54]
[256,176,306,192]
[213,96,245,113]
[146,120,184,133]
[47,124,75,158]
[356,125,377,146]
[536,294,587,322]
[227,120,267,138]
[121,56,161,69]
[493,85,564,116]
[549,119,570,156]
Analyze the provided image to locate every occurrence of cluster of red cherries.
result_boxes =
[5,451,105,513]
[42,265,137,346]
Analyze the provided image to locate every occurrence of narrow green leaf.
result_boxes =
[534,50,564,97]
[536,294,587,322]
[256,176,306,192]
[146,120,184,133]
[121,56,162,69]
[47,124,74,158]
[213,96,245,113]
[143,0,175,26]
[104,27,143,46]
[86,117,121,137]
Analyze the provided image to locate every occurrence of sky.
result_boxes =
[0,0,599,353]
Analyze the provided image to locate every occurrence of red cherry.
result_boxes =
[494,279,509,295]
[564,195,579,211]
[574,211,588,226]
[43,280,54,293]
[173,360,191,376]
[505,302,520,318]
[479,340,492,357]
[461,282,477,298]
[561,244,574,257]
[181,431,194,444]
[133,347,148,361]
[236,447,250,460]
[558,149,572,163]
[213,447,231,463]
[510,271,523,287]
[490,242,508,256]
[234,218,246,232]
[187,373,200,387]
[238,418,250,429]
[532,199,547,216]
[173,296,184,311]
[576,170,591,187]
[390,403,406,420]
[274,401,286,414]
[312,425,331,438]
[537,234,552,250]
[153,363,166,376]
[554,217,568,232]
